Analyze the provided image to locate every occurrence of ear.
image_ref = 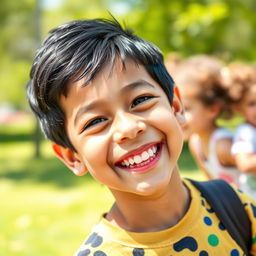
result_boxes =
[52,143,87,176]
[173,86,186,127]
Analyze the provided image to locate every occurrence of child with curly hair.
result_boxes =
[223,62,256,198]
[170,55,241,186]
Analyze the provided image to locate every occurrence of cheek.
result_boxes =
[76,136,109,168]
[153,108,183,155]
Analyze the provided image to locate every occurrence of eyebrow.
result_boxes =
[74,79,155,126]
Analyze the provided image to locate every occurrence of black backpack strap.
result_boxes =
[188,179,252,255]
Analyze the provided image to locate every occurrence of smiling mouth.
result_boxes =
[115,143,162,171]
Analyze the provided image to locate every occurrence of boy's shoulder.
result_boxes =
[74,179,256,256]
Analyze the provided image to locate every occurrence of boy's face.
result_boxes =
[56,59,184,196]
[239,84,256,127]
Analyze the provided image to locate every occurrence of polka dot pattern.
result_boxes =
[132,248,145,256]
[206,207,214,213]
[74,182,253,256]
[199,250,208,256]
[218,222,226,230]
[208,234,219,247]
[173,236,198,252]
[203,216,212,226]
[230,249,239,256]
[77,249,90,256]
[85,232,103,248]
[93,251,107,256]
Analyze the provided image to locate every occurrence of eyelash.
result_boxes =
[82,117,107,131]
[131,95,155,108]
[80,95,156,133]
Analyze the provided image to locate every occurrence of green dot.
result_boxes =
[208,234,219,246]
[253,235,256,244]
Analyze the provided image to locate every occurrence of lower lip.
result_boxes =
[117,144,163,173]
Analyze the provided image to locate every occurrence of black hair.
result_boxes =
[27,18,174,151]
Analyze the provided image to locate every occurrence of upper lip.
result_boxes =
[115,141,161,164]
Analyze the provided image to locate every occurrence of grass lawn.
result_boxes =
[0,115,204,256]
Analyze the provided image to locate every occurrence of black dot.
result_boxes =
[77,249,91,256]
[218,222,226,230]
[133,248,145,256]
[206,207,214,213]
[173,236,198,252]
[93,250,107,256]
[199,250,208,256]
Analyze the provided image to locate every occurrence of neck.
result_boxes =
[106,168,190,232]
[197,124,217,159]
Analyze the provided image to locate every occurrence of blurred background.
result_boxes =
[1,0,255,255]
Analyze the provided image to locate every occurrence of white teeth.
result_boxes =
[148,148,154,156]
[120,145,159,167]
[142,151,149,161]
[129,158,134,165]
[134,155,142,164]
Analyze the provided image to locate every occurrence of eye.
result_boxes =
[81,117,107,132]
[248,101,256,107]
[131,95,155,108]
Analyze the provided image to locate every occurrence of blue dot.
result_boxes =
[230,249,239,256]
[85,232,97,245]
[91,235,103,247]
[199,251,208,256]
[204,216,212,226]
[201,199,205,206]
[94,251,107,256]
[77,249,90,256]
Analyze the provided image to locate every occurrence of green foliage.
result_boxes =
[123,0,256,60]
[1,0,256,107]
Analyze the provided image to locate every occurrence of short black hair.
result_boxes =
[27,18,175,151]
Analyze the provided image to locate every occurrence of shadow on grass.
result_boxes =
[0,156,95,187]
[0,132,33,142]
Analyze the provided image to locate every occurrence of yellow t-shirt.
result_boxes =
[75,180,256,256]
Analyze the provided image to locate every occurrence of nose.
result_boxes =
[112,112,146,144]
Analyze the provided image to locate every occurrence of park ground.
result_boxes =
[0,113,203,256]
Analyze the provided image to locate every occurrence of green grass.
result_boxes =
[0,115,203,256]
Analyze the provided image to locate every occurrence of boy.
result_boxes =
[27,18,256,255]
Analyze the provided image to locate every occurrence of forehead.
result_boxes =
[243,84,256,100]
[59,59,159,114]
[179,82,200,98]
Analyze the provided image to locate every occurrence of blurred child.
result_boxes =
[170,55,241,186]
[224,63,256,198]
[27,19,256,255]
